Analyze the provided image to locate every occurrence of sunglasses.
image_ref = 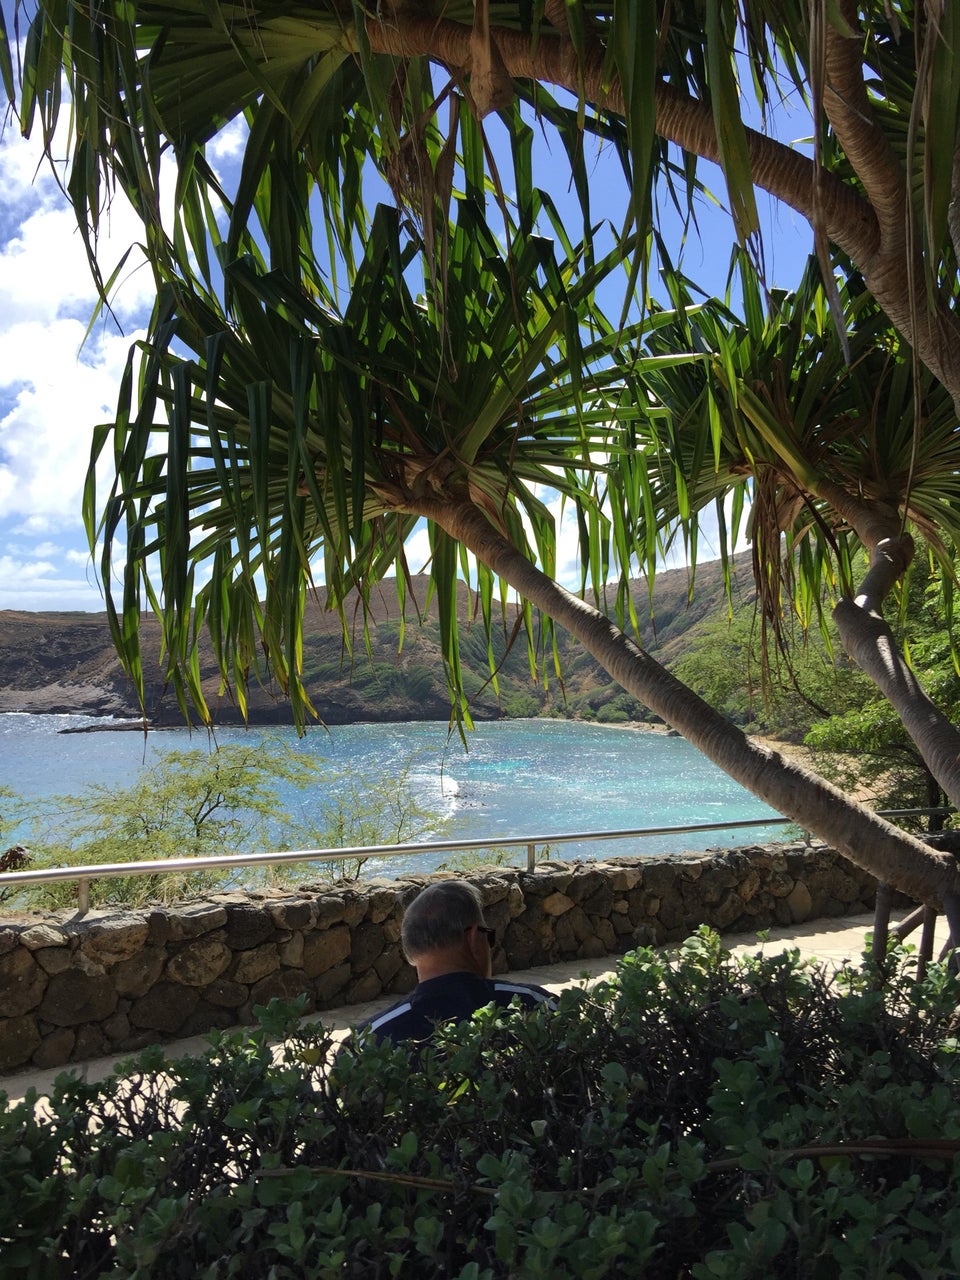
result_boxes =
[470,925,496,942]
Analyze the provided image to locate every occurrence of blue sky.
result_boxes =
[0,22,816,612]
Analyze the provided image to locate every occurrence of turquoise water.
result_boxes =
[0,713,787,873]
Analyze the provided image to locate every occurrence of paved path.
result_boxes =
[3,908,951,1105]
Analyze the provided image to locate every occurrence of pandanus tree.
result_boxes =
[80,182,960,906]
[6,0,960,398]
[632,263,960,811]
[93,199,670,730]
[7,0,960,912]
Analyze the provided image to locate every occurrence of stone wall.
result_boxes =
[0,841,879,1074]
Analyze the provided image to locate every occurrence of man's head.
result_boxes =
[401,880,494,981]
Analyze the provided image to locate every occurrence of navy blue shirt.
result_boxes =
[360,971,556,1047]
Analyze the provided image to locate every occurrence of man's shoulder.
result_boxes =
[360,993,418,1040]
[358,974,486,1040]
[490,978,556,1009]
[356,974,555,1045]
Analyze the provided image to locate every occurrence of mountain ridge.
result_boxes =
[0,553,756,726]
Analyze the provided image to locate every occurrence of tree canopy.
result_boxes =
[7,0,960,396]
[5,0,960,911]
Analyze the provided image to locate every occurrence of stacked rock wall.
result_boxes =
[0,841,878,1074]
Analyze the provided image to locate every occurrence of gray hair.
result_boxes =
[401,880,486,959]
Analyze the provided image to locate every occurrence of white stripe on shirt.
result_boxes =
[493,982,553,1003]
[367,1001,413,1033]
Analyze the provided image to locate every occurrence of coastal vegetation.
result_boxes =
[4,932,960,1277]
[3,537,956,912]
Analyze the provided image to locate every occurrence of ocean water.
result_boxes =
[0,714,788,875]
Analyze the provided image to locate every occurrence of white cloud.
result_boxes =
[0,317,145,526]
[30,541,60,558]
[0,120,160,611]
[0,130,157,326]
[0,553,55,580]
[65,547,95,566]
[0,550,106,610]
[208,116,249,165]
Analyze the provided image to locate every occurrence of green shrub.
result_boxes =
[501,693,543,718]
[3,931,960,1277]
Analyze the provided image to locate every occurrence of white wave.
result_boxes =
[410,769,461,820]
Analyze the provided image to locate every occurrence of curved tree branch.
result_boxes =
[823,0,910,247]
[364,12,960,412]
[403,489,960,904]
[833,596,960,810]
[366,15,877,251]
[852,540,914,617]
[805,476,960,810]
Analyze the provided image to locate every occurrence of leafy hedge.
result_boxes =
[4,930,960,1278]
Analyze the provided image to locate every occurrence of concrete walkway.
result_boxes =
[3,907,951,1106]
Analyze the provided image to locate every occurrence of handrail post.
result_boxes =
[527,842,536,872]
[872,882,893,964]
[77,878,90,917]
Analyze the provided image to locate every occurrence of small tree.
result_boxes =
[18,742,450,909]
[296,755,448,881]
[22,743,318,907]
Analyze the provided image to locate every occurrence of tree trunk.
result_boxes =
[833,599,960,811]
[410,492,960,904]
[805,478,960,812]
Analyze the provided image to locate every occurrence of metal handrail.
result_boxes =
[0,808,950,916]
